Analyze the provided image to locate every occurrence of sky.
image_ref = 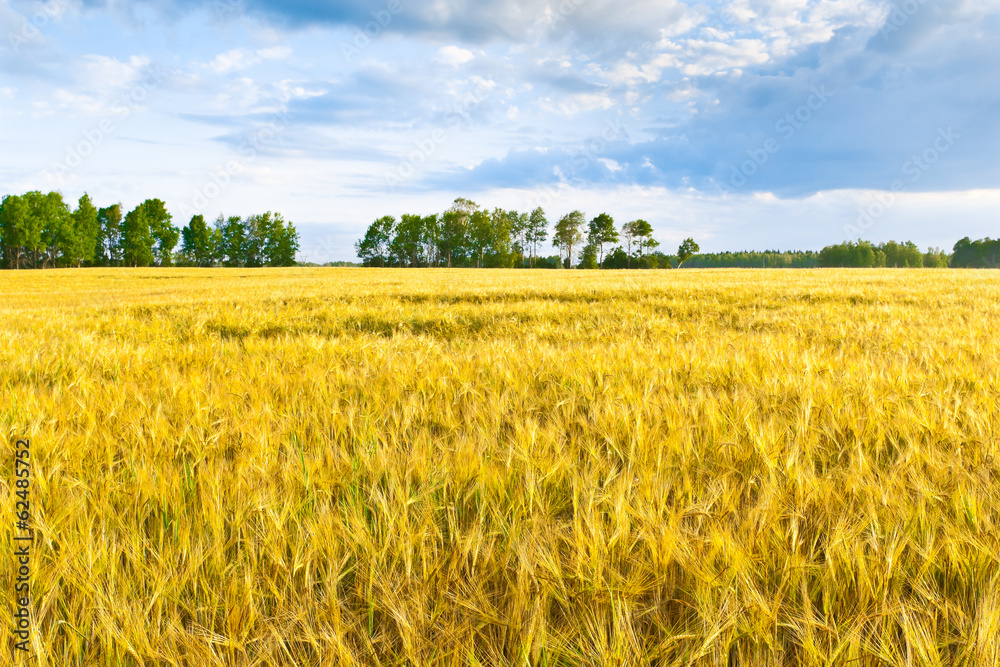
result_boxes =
[1,0,998,262]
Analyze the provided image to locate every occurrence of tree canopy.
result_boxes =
[0,189,299,269]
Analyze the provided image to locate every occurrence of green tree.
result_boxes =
[39,192,74,268]
[266,214,299,267]
[676,237,700,268]
[950,237,1000,268]
[122,204,155,267]
[818,241,885,267]
[554,211,585,268]
[587,213,618,267]
[880,241,923,268]
[392,214,425,267]
[489,208,513,268]
[97,204,123,267]
[578,243,599,269]
[181,215,215,266]
[356,215,396,267]
[526,207,548,268]
[923,247,949,268]
[422,214,440,267]
[620,220,638,268]
[217,215,247,267]
[137,199,178,266]
[627,220,656,259]
[440,198,478,267]
[469,210,492,268]
[601,247,629,269]
[0,194,30,269]
[243,213,269,268]
[71,193,100,267]
[506,210,529,267]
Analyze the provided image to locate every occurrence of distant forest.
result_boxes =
[0,190,299,269]
[2,191,997,269]
[356,198,994,269]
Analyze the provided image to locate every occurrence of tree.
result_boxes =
[554,211,585,268]
[676,237,700,268]
[623,219,656,263]
[71,193,100,267]
[579,244,599,269]
[469,210,492,268]
[923,247,949,268]
[489,207,512,268]
[950,237,1000,268]
[587,213,618,267]
[97,204,123,267]
[640,234,660,258]
[217,215,247,267]
[601,247,629,269]
[263,213,299,266]
[19,192,48,268]
[242,213,266,268]
[438,210,466,267]
[393,214,425,267]
[139,199,178,266]
[818,241,885,267]
[181,215,215,266]
[356,215,396,267]
[39,192,74,268]
[880,240,923,268]
[422,214,440,267]
[122,204,155,267]
[620,220,637,268]
[507,210,529,267]
[0,194,30,269]
[526,207,548,268]
[440,198,477,267]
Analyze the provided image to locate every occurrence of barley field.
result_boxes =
[2,268,999,667]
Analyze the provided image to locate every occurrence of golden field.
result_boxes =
[2,268,999,667]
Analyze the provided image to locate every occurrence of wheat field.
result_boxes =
[2,268,999,666]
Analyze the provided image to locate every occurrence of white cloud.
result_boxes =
[209,46,292,74]
[257,46,292,61]
[436,45,475,66]
[76,55,151,90]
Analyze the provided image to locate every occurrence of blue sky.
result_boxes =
[1,0,997,261]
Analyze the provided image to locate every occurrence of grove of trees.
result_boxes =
[951,237,1000,268]
[357,201,997,270]
[356,199,665,269]
[817,241,949,268]
[3,190,995,271]
[0,190,299,269]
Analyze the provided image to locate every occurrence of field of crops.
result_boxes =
[2,268,999,666]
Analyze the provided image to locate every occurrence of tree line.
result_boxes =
[357,200,996,270]
[0,190,299,269]
[817,241,950,268]
[355,198,684,269]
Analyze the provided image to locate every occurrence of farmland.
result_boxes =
[2,268,999,666]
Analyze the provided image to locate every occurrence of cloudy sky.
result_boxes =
[1,0,998,261]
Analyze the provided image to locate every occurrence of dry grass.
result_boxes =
[2,267,999,666]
